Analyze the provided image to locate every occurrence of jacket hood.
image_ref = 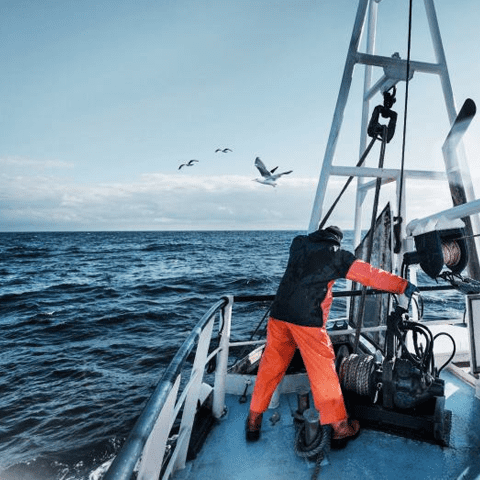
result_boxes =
[307,226,343,246]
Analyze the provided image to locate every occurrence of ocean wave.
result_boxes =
[0,246,52,260]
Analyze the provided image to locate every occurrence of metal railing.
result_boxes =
[103,296,233,480]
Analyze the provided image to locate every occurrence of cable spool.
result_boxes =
[339,354,377,399]
[409,227,469,278]
[441,240,462,269]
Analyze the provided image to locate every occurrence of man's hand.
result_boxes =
[404,281,419,299]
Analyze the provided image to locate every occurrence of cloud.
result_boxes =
[0,156,74,172]
[2,155,477,233]
[0,163,318,231]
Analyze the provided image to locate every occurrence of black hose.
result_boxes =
[397,321,435,374]
[433,332,457,375]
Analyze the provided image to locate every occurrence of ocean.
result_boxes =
[0,230,465,480]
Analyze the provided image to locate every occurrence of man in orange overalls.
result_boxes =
[246,226,417,447]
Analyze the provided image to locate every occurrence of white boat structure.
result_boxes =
[103,1,480,479]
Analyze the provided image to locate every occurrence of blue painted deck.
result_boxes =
[174,369,480,480]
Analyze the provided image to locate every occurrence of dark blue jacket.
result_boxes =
[270,229,356,327]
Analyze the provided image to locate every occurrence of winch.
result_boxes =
[336,303,452,446]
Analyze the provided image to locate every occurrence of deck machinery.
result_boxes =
[334,303,452,447]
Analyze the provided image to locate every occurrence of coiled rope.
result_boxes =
[294,422,331,480]
[438,271,480,295]
[441,240,462,268]
[338,354,376,398]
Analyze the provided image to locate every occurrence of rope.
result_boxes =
[294,423,331,480]
[438,271,480,295]
[230,304,271,370]
[354,127,388,353]
[395,0,414,224]
[249,305,271,340]
[441,240,462,268]
[339,354,376,397]
[319,136,377,230]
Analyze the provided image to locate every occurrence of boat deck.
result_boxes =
[175,369,480,480]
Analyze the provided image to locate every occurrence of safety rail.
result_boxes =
[104,296,232,480]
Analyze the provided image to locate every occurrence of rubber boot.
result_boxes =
[245,411,263,442]
[330,418,360,449]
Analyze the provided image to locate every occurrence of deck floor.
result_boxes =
[174,369,480,480]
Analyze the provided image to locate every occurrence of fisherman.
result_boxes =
[246,225,417,447]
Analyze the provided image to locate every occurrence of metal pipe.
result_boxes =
[213,296,233,418]
[308,0,370,232]
[331,165,446,180]
[235,284,459,304]
[174,317,216,471]
[296,386,310,415]
[441,98,480,280]
[303,408,320,446]
[406,200,480,237]
[423,0,456,123]
[356,53,442,75]
[426,0,480,278]
[354,0,379,266]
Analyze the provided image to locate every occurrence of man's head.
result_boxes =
[323,225,343,246]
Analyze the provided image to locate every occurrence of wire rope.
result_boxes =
[395,0,414,232]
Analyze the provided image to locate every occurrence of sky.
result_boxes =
[1,0,480,232]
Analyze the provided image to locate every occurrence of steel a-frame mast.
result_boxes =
[308,0,480,278]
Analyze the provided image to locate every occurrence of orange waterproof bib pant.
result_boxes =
[250,317,346,424]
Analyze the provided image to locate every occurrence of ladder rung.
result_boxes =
[330,165,447,180]
[356,52,444,75]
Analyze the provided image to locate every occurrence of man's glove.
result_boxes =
[404,281,419,299]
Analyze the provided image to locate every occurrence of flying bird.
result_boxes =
[178,159,199,170]
[254,157,292,187]
[215,148,233,153]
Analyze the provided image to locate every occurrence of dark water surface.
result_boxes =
[0,230,465,479]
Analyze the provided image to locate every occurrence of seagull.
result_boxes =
[178,159,199,170]
[254,157,292,187]
[215,148,233,153]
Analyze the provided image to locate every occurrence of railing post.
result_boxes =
[137,375,181,480]
[174,316,215,471]
[213,296,233,418]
